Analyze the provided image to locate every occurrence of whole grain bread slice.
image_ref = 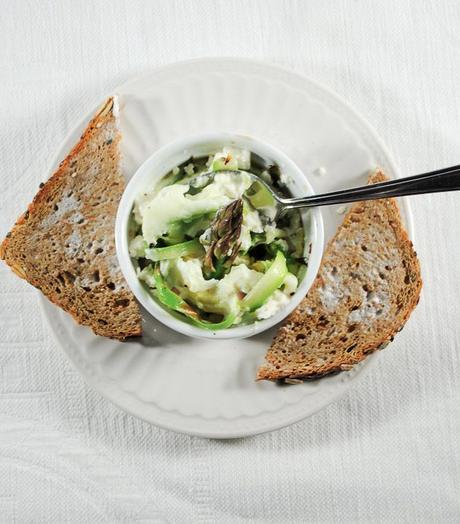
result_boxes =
[0,97,142,340]
[257,170,422,381]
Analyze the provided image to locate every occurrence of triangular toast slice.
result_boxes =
[0,97,142,340]
[257,170,422,381]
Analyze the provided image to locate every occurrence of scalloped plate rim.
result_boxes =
[38,57,413,438]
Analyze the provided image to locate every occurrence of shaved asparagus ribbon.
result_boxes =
[242,250,288,311]
[152,265,236,330]
[145,239,204,262]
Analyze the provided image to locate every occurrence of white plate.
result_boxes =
[41,58,412,438]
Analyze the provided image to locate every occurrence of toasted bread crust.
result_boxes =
[1,97,142,340]
[1,99,114,256]
[257,170,422,381]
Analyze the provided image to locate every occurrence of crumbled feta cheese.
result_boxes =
[184,163,195,176]
[174,258,217,292]
[256,290,289,320]
[282,273,298,295]
[279,171,291,186]
[129,235,147,258]
[199,227,212,246]
[138,266,156,288]
[260,170,273,185]
[222,147,251,170]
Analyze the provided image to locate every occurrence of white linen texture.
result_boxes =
[0,1,459,522]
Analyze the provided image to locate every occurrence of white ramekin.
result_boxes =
[115,132,324,339]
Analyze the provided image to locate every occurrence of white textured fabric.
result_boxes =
[1,1,460,522]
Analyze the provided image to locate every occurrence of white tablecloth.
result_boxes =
[1,1,459,522]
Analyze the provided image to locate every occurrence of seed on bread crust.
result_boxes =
[284,378,304,385]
